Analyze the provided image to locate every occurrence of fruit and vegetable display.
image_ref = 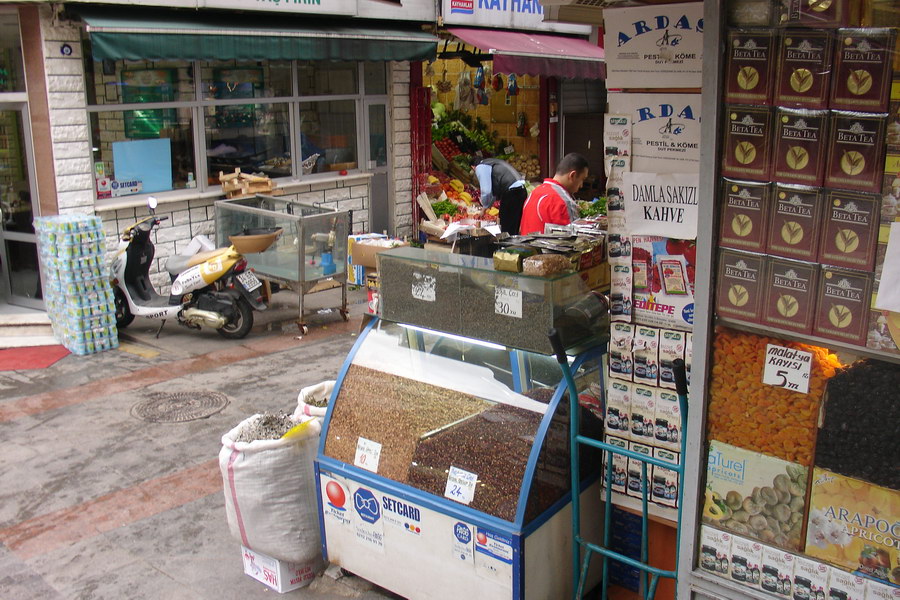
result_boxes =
[706,328,842,465]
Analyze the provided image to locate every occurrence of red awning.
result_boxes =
[446,27,605,80]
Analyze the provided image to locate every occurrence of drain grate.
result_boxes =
[131,391,229,423]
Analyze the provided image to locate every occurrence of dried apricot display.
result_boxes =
[707,327,843,465]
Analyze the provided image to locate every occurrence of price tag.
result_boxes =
[354,437,382,473]
[762,344,812,394]
[444,466,478,505]
[494,287,523,318]
[504,145,515,155]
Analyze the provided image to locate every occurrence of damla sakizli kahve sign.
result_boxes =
[603,2,703,89]
[623,172,700,240]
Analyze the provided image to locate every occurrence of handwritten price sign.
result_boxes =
[354,437,382,473]
[762,344,811,394]
[495,287,523,319]
[444,466,478,505]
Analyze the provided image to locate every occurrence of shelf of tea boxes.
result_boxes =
[715,317,900,366]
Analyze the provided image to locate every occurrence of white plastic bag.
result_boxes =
[220,414,322,564]
[295,380,335,419]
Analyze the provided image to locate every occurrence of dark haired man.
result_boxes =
[472,157,527,234]
[519,153,589,235]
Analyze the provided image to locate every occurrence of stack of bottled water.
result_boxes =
[34,215,118,355]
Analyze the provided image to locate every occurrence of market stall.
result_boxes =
[314,247,611,599]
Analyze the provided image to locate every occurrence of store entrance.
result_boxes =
[0,105,42,310]
[365,101,391,235]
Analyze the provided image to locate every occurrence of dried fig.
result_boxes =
[726,490,743,510]
[776,488,791,504]
[731,509,750,523]
[789,482,804,497]
[774,503,792,523]
[789,496,805,513]
[774,474,791,493]
[760,486,779,505]
[742,497,763,515]
[724,520,751,535]
[749,514,768,531]
[760,528,777,543]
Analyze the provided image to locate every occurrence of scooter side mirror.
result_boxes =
[148,196,158,214]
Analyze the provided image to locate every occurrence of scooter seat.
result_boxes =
[166,247,231,277]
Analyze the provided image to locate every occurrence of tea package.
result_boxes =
[728,0,775,26]
[831,29,896,112]
[633,326,660,387]
[796,0,857,29]
[814,265,874,345]
[629,384,656,445]
[716,249,766,323]
[774,30,834,108]
[767,183,825,261]
[819,189,880,270]
[725,29,777,105]
[609,322,635,381]
[626,441,652,499]
[722,105,774,181]
[605,380,632,439]
[651,447,680,508]
[720,178,772,252]
[772,108,830,186]
[825,111,888,193]
[762,256,819,334]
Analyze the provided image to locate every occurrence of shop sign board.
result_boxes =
[603,2,704,89]
[74,0,438,20]
[440,0,590,34]
[607,93,702,174]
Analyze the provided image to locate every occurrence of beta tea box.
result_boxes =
[651,447,679,508]
[825,111,888,193]
[626,441,652,499]
[716,249,766,323]
[603,435,628,494]
[699,526,732,576]
[730,535,763,588]
[819,189,880,271]
[814,266,873,346]
[774,30,834,109]
[760,545,795,597]
[792,556,830,600]
[762,256,819,334]
[830,29,896,113]
[796,0,856,27]
[827,568,867,600]
[722,105,774,181]
[767,184,825,261]
[719,178,771,252]
[772,108,829,186]
[725,29,777,105]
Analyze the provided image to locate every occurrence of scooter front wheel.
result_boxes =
[217,297,253,339]
[114,288,135,328]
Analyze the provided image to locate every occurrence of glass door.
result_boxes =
[0,104,41,309]
[364,100,391,235]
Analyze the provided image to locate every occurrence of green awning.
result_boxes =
[74,7,438,62]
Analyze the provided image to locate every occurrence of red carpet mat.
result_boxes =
[0,345,70,371]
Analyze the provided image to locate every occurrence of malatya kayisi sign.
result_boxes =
[623,172,700,240]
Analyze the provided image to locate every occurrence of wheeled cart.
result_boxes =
[315,247,612,599]
[215,195,351,333]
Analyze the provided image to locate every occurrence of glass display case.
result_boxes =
[315,318,608,600]
[215,195,351,328]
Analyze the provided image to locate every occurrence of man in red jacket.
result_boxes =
[519,153,590,234]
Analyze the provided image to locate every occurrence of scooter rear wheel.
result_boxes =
[217,297,253,339]
[114,288,135,328]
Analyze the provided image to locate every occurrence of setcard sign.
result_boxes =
[607,93,702,174]
[603,2,704,89]
[623,172,700,240]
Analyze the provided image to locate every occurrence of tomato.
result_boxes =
[339,169,348,176]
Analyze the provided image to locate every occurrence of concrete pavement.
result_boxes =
[0,286,400,599]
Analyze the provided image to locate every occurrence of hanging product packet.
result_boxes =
[633,326,660,387]
[609,322,635,381]
[629,383,656,444]
[658,329,686,390]
[610,264,633,323]
[605,379,632,439]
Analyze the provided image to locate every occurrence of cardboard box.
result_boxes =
[722,105,774,181]
[825,111,888,193]
[720,178,772,252]
[699,526,733,576]
[704,441,808,552]
[352,238,409,270]
[767,183,825,261]
[241,545,321,593]
[805,468,900,583]
[772,108,830,186]
[814,266,873,346]
[762,255,819,334]
[830,29,896,112]
[774,30,834,109]
[793,556,830,600]
[819,189,880,271]
[347,234,386,286]
[725,29,777,105]
[716,249,766,323]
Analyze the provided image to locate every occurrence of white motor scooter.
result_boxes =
[110,197,279,339]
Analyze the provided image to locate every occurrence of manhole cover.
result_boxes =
[131,391,229,423]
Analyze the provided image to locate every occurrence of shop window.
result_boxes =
[85,58,194,106]
[298,61,358,96]
[205,102,291,181]
[300,100,358,173]
[363,62,387,95]
[0,14,25,93]
[200,61,292,100]
[89,110,196,197]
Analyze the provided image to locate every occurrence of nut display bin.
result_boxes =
[315,318,607,600]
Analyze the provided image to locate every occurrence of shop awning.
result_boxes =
[74,7,438,62]
[446,27,605,80]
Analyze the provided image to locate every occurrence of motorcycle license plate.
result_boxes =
[237,271,262,292]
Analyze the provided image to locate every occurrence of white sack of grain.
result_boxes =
[294,380,335,419]
[220,414,322,566]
